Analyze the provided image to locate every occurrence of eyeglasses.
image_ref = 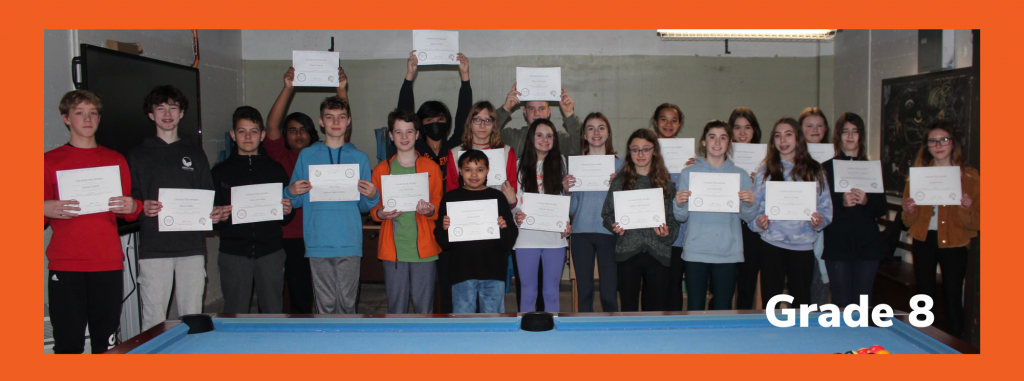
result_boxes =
[927,137,952,147]
[472,118,494,126]
[629,147,654,155]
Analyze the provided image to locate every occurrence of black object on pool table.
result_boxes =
[181,314,215,334]
[521,312,555,332]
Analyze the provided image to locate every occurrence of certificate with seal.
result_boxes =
[157,188,215,232]
[567,155,615,192]
[412,30,459,65]
[520,193,570,233]
[292,50,340,87]
[832,160,884,193]
[807,143,836,163]
[447,199,500,242]
[731,143,768,175]
[688,172,740,213]
[909,167,962,206]
[456,149,507,187]
[309,164,360,202]
[516,67,561,101]
[613,188,666,230]
[231,183,283,225]
[765,181,816,221]
[56,165,123,215]
[659,138,696,174]
[381,172,429,212]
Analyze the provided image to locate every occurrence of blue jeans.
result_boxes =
[452,279,505,313]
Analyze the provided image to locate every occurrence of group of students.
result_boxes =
[43,53,981,354]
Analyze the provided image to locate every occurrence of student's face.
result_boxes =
[148,102,184,132]
[389,120,419,152]
[773,123,798,157]
[62,102,100,139]
[584,118,609,150]
[471,110,494,143]
[460,160,489,190]
[840,122,860,156]
[230,120,265,155]
[732,117,755,143]
[801,115,827,143]
[656,108,681,138]
[927,129,953,163]
[702,127,730,160]
[628,137,655,169]
[533,124,555,155]
[285,120,311,150]
[320,108,351,139]
[524,101,551,124]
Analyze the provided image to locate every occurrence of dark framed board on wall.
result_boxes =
[880,67,975,197]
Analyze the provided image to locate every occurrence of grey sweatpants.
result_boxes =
[382,260,436,314]
[218,250,285,314]
[310,256,361,314]
[139,255,206,331]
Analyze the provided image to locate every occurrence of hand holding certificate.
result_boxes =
[660,138,695,173]
[412,30,459,65]
[807,143,836,163]
[309,164,360,202]
[567,155,615,192]
[520,193,570,233]
[688,172,740,213]
[158,188,216,232]
[765,182,817,221]
[516,67,561,101]
[447,199,500,242]
[382,172,430,212]
[231,183,284,225]
[613,188,667,230]
[832,160,884,193]
[292,50,341,87]
[731,143,768,175]
[909,167,962,206]
[56,165,123,215]
[456,149,507,187]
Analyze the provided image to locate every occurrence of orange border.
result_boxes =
[14,0,1010,379]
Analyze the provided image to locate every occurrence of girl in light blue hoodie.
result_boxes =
[673,120,758,310]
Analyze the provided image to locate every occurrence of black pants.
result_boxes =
[571,233,619,312]
[48,269,123,354]
[685,261,737,310]
[282,238,314,314]
[617,252,671,312]
[667,246,686,311]
[735,224,762,309]
[511,249,544,312]
[913,231,968,339]
[759,242,815,309]
[825,259,879,308]
[435,251,453,313]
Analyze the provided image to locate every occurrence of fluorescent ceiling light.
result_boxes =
[657,29,837,41]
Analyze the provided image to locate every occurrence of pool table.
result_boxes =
[107,311,976,354]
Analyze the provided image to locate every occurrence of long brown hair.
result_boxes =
[698,120,733,158]
[728,107,761,143]
[461,101,504,150]
[581,112,617,156]
[833,112,867,160]
[621,129,673,199]
[798,106,830,142]
[763,117,826,191]
[912,120,968,169]
[519,119,565,195]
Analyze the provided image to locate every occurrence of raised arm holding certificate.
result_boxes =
[807,143,836,163]
[56,165,122,215]
[765,181,817,221]
[567,155,615,192]
[516,67,561,101]
[292,50,341,87]
[909,166,962,206]
[231,183,284,225]
[382,172,430,212]
[520,193,570,233]
[688,172,741,213]
[456,149,507,186]
[309,164,360,202]
[731,143,768,175]
[158,188,216,232]
[412,30,459,65]
[832,160,884,193]
[447,199,500,242]
[659,138,695,173]
[613,188,666,230]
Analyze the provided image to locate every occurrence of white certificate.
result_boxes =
[447,199,500,242]
[909,167,962,206]
[158,188,215,232]
[520,193,571,233]
[659,138,696,174]
[731,143,768,175]
[613,188,667,230]
[688,172,741,213]
[832,160,884,193]
[412,30,459,66]
[807,143,836,163]
[231,183,283,225]
[516,67,561,101]
[292,50,340,87]
[382,172,429,212]
[567,155,615,192]
[56,165,123,215]
[765,181,817,221]
[456,149,507,187]
[309,164,360,202]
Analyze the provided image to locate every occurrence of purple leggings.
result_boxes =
[516,248,566,312]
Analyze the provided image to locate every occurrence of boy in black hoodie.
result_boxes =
[212,106,294,313]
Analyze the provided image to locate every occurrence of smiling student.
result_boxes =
[497,82,581,156]
[649,103,689,311]
[798,107,832,305]
[729,107,766,310]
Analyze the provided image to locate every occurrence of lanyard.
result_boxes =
[326,145,342,165]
